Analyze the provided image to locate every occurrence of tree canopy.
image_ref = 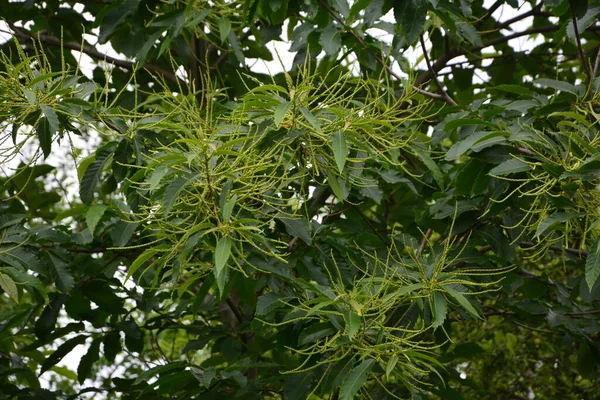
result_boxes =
[1,0,600,398]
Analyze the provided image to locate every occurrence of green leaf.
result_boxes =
[215,236,232,275]
[394,1,427,44]
[39,104,59,137]
[163,175,192,216]
[85,204,108,237]
[48,253,75,294]
[339,359,375,400]
[219,18,232,44]
[0,272,18,302]
[345,310,360,340]
[134,361,186,385]
[77,338,101,384]
[431,291,447,328]
[489,158,531,175]
[110,221,139,247]
[299,322,337,345]
[256,292,289,315]
[327,172,349,201]
[534,212,584,238]
[118,318,144,353]
[586,237,600,291]
[360,185,383,204]
[37,116,52,159]
[125,248,160,283]
[534,78,582,97]
[332,131,347,173]
[35,295,67,339]
[299,107,323,133]
[444,118,498,130]
[227,31,245,64]
[444,286,481,319]
[40,335,87,375]
[103,332,122,363]
[445,131,506,161]
[80,145,115,205]
[279,217,312,245]
[3,266,48,303]
[222,194,237,221]
[274,101,291,126]
[412,146,444,189]
[320,25,342,56]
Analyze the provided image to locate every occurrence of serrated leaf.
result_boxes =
[394,1,427,44]
[274,101,291,126]
[320,25,342,56]
[586,237,600,290]
[48,253,75,294]
[360,185,383,204]
[23,88,36,104]
[412,146,444,189]
[163,175,191,216]
[445,131,506,161]
[40,335,87,375]
[77,338,101,384]
[80,145,115,205]
[134,361,186,385]
[431,291,447,328]
[3,266,48,303]
[125,249,159,283]
[345,310,360,340]
[280,217,312,245]
[39,104,59,137]
[215,236,232,276]
[219,18,232,44]
[0,272,18,302]
[256,292,288,315]
[339,359,375,400]
[332,131,347,173]
[110,221,139,247]
[534,212,583,238]
[444,286,481,319]
[489,158,531,175]
[35,295,67,339]
[85,204,108,237]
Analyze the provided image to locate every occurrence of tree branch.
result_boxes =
[420,35,457,105]
[7,22,185,87]
[317,0,453,103]
[569,0,591,82]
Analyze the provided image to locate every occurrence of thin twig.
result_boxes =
[317,0,453,103]
[354,207,390,246]
[512,320,554,334]
[420,35,457,105]
[417,229,432,258]
[569,0,591,83]
[8,22,185,87]
[593,47,600,80]
[519,241,588,258]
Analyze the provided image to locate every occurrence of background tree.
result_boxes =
[1,0,600,399]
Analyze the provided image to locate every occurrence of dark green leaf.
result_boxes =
[394,1,427,44]
[103,332,122,363]
[77,338,101,384]
[40,335,87,375]
[80,145,115,205]
[339,359,375,400]
[280,217,312,245]
[586,237,600,290]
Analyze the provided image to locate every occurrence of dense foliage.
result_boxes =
[1,0,600,398]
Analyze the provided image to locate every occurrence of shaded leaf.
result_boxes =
[586,237,600,291]
[40,335,87,375]
[280,217,312,245]
[80,145,115,205]
[85,204,107,237]
[339,359,375,400]
[0,272,18,302]
[77,338,101,384]
[332,131,347,173]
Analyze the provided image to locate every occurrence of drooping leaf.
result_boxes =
[0,272,18,302]
[77,338,101,384]
[339,359,375,400]
[219,18,232,44]
[279,216,312,245]
[85,204,108,237]
[125,248,160,283]
[36,116,52,159]
[40,335,88,375]
[103,332,122,363]
[412,146,444,189]
[80,145,116,205]
[431,291,447,328]
[444,286,481,319]
[332,130,347,173]
[586,237,600,291]
[48,253,75,294]
[163,175,192,216]
[344,310,361,340]
[394,0,427,44]
[489,158,531,175]
[256,292,289,315]
[320,25,342,56]
[534,212,584,238]
[215,236,232,276]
